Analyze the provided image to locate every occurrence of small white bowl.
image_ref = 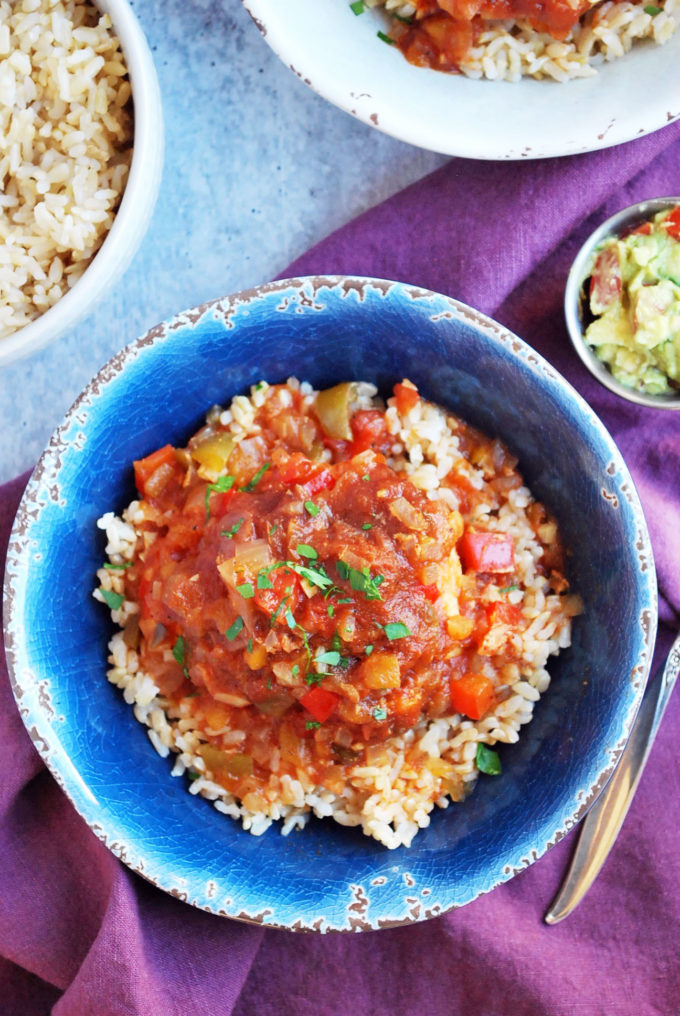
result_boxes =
[565,197,680,411]
[0,0,164,368]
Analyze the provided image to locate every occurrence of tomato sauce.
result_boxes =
[119,381,567,799]
[390,0,594,73]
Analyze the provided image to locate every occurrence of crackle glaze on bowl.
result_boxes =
[4,277,656,931]
[242,0,680,160]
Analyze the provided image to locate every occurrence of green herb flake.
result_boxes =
[270,595,290,627]
[362,473,370,481]
[476,743,502,776]
[225,616,244,641]
[327,604,335,618]
[337,559,384,601]
[372,706,387,721]
[270,522,278,536]
[285,607,297,630]
[337,597,353,604]
[350,0,365,13]
[305,672,324,686]
[362,523,372,530]
[221,517,244,538]
[331,632,342,653]
[304,500,320,517]
[205,474,236,518]
[316,650,341,666]
[172,636,186,666]
[240,461,270,492]
[247,637,254,654]
[500,583,519,594]
[365,644,373,656]
[644,4,662,13]
[100,588,125,610]
[103,561,133,571]
[257,571,274,590]
[187,770,201,781]
[292,664,300,677]
[305,720,321,730]
[384,622,411,641]
[296,543,318,560]
[236,581,255,599]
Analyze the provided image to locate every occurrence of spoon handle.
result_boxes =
[544,633,680,925]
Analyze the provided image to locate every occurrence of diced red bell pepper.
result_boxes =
[589,246,622,316]
[450,671,495,720]
[299,685,339,723]
[394,382,420,415]
[253,568,301,622]
[419,583,440,603]
[486,601,524,627]
[663,206,680,240]
[350,410,393,456]
[278,453,334,494]
[459,531,515,574]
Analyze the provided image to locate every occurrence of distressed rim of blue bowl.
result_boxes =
[4,276,657,931]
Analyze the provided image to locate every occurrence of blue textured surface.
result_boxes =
[6,277,656,931]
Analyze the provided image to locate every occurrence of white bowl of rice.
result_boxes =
[0,0,163,366]
[242,0,680,159]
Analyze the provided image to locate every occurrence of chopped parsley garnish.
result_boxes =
[476,743,502,776]
[644,4,662,12]
[172,635,190,678]
[305,720,321,730]
[205,474,235,519]
[269,523,278,536]
[221,518,244,538]
[257,572,274,590]
[292,664,300,677]
[350,0,365,13]
[365,644,373,656]
[103,561,132,570]
[327,604,335,618]
[285,607,297,630]
[172,636,186,666]
[305,672,324,686]
[247,637,253,654]
[384,622,411,641]
[362,523,372,530]
[336,560,384,601]
[377,30,395,44]
[372,706,387,721]
[270,595,290,626]
[225,616,244,641]
[500,583,519,594]
[331,632,342,653]
[361,473,370,481]
[296,543,318,560]
[304,500,320,517]
[236,581,255,599]
[100,588,125,610]
[187,770,201,781]
[316,650,341,666]
[240,461,270,492]
[265,559,333,591]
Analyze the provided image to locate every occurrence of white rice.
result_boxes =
[0,0,132,341]
[94,380,579,849]
[367,0,679,82]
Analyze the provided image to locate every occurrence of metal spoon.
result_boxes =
[545,632,680,924]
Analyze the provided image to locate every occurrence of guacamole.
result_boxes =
[584,205,680,395]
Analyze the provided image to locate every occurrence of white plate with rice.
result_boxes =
[242,0,680,159]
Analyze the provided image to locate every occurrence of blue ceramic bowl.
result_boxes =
[4,277,656,931]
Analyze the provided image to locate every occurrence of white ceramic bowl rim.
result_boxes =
[0,0,164,368]
[242,0,680,160]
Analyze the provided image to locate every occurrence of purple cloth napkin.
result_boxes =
[2,124,680,1016]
